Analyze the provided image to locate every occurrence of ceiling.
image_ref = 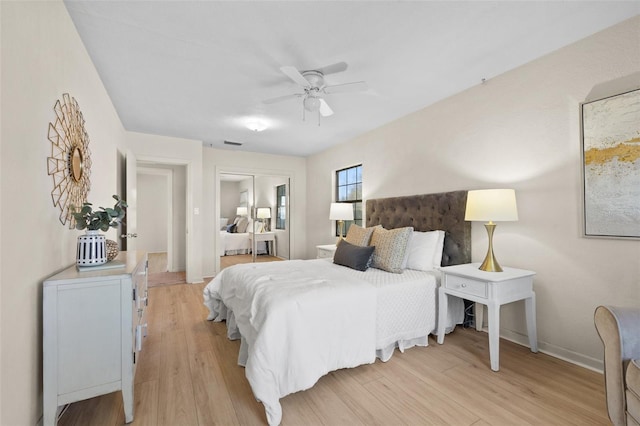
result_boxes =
[64,1,639,157]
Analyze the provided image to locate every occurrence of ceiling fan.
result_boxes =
[263,62,367,123]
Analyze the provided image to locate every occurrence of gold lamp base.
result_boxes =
[336,220,345,245]
[478,222,503,272]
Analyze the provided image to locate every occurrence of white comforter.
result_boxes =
[204,260,377,425]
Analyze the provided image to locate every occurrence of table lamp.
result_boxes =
[236,206,248,217]
[329,203,354,243]
[465,189,518,272]
[256,207,271,233]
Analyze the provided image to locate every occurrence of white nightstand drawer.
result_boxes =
[444,275,487,298]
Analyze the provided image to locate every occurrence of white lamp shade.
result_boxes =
[329,203,354,221]
[465,189,518,222]
[257,207,271,219]
[236,206,248,216]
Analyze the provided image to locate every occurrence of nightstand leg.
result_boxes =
[488,302,500,371]
[475,303,484,331]
[437,287,447,344]
[122,382,134,423]
[525,292,538,353]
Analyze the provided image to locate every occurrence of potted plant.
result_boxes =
[71,195,127,266]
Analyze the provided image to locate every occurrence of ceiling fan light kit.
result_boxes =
[264,61,367,126]
[303,96,320,112]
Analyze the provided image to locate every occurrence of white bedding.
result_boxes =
[219,230,266,256]
[203,259,463,425]
[334,262,464,361]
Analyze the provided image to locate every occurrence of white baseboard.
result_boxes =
[480,327,604,373]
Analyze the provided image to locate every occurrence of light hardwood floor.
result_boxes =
[58,282,609,426]
[220,254,283,270]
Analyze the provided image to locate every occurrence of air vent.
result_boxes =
[224,140,242,146]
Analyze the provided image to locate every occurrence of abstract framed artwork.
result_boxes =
[581,88,640,239]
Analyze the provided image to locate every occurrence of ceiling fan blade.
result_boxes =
[316,61,348,75]
[319,99,334,117]
[262,93,301,104]
[280,66,310,87]
[323,81,368,94]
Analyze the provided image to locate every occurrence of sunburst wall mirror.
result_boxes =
[47,93,92,228]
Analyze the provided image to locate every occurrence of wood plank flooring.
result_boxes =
[220,254,283,270]
[58,282,609,426]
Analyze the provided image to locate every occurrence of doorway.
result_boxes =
[136,164,187,284]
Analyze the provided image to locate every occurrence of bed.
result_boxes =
[219,218,267,256]
[204,190,471,425]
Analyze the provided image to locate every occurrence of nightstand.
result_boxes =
[316,244,337,259]
[437,263,537,371]
[249,232,276,256]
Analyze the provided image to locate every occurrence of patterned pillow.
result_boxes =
[345,224,377,247]
[236,217,249,233]
[370,226,414,273]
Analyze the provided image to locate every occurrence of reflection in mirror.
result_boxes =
[70,147,83,182]
[218,173,290,271]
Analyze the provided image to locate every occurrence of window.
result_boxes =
[335,164,362,236]
[276,184,286,230]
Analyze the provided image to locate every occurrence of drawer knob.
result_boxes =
[461,283,467,288]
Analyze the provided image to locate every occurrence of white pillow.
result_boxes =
[220,218,229,230]
[405,230,445,271]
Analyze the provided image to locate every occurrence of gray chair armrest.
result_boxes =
[595,305,640,426]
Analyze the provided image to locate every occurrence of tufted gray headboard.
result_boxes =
[366,190,471,267]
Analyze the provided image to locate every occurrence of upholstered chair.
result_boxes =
[594,305,640,426]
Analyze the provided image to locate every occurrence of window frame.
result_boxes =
[275,184,286,230]
[335,164,362,236]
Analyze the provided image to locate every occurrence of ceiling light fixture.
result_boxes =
[245,120,267,132]
[303,96,321,112]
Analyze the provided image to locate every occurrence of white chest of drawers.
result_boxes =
[43,251,148,425]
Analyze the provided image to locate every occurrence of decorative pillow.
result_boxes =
[345,224,377,247]
[405,230,445,271]
[236,217,249,233]
[220,218,229,230]
[333,240,375,272]
[233,216,241,225]
[434,230,446,268]
[370,226,413,273]
[226,223,237,233]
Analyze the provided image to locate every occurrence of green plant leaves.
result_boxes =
[71,195,127,232]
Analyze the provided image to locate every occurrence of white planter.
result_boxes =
[77,230,107,266]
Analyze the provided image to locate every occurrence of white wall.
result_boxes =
[127,132,203,282]
[137,172,169,253]
[202,147,306,277]
[0,1,127,423]
[306,16,640,370]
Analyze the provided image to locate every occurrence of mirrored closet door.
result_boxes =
[218,172,290,272]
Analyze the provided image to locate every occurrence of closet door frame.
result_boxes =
[215,166,294,275]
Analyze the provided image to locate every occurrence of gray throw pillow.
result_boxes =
[333,240,375,271]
